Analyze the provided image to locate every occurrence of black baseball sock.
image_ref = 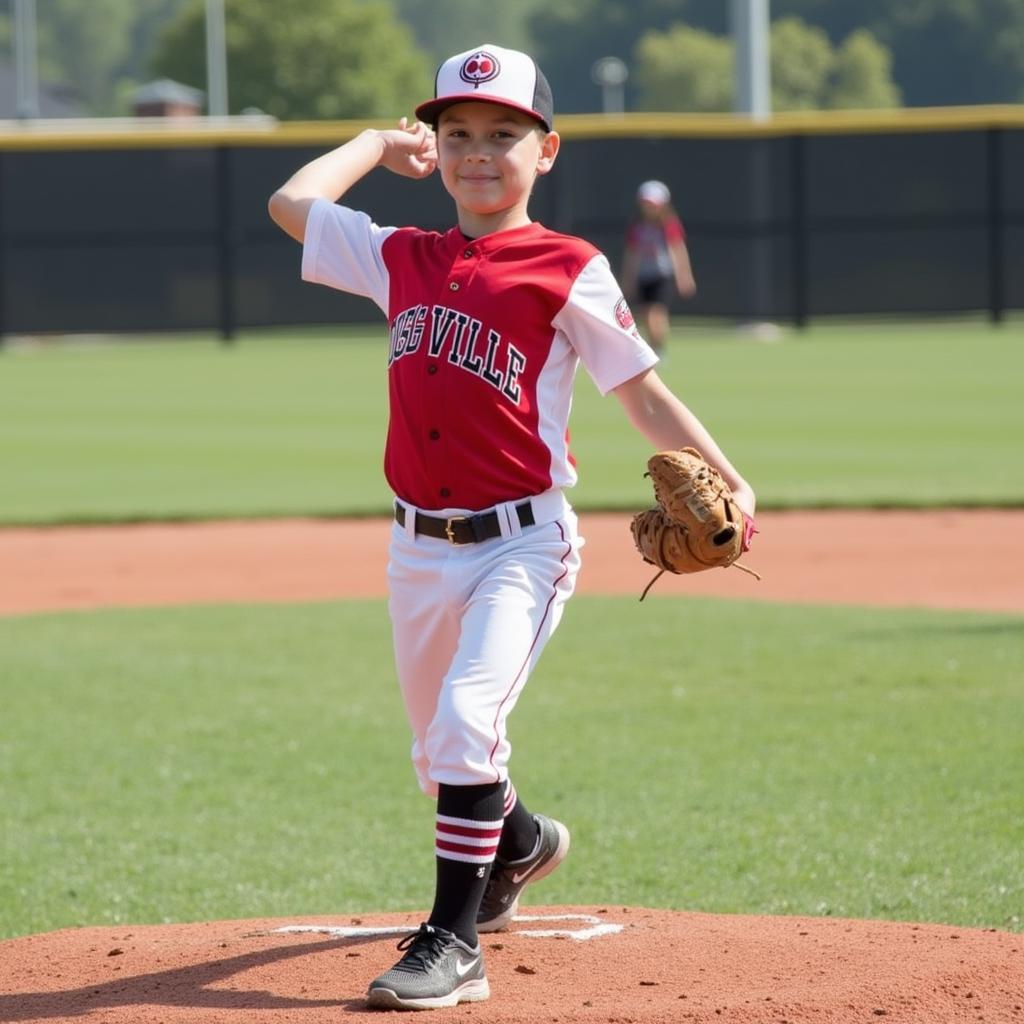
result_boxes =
[496,779,541,863]
[428,781,504,946]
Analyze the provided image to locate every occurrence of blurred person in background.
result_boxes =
[621,180,696,355]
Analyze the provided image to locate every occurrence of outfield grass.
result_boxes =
[1,596,1020,939]
[1,319,1022,524]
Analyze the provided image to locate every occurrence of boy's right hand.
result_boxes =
[377,118,437,179]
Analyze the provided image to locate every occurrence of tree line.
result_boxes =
[1,0,1021,119]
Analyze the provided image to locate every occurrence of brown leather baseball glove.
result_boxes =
[630,447,760,600]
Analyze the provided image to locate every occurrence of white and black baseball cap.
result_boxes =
[415,45,554,131]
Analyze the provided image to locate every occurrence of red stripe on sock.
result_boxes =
[436,838,499,858]
[436,822,503,840]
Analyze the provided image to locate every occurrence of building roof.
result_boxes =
[132,79,205,108]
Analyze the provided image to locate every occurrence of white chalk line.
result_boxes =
[274,913,623,942]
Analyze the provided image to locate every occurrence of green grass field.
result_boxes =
[1,597,1021,940]
[2,319,1022,524]
[1,319,1022,943]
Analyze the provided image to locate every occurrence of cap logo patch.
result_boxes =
[460,51,501,88]
[614,297,635,330]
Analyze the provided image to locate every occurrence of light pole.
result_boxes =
[591,57,628,115]
[731,0,770,120]
[730,0,777,333]
[13,0,40,119]
[205,0,229,116]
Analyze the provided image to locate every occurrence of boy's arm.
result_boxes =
[267,118,437,243]
[612,368,755,519]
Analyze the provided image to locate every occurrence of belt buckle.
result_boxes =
[444,515,469,544]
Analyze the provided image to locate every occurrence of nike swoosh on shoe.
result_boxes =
[510,862,541,885]
[455,956,480,978]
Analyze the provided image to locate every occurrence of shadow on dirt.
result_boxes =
[0,933,388,1020]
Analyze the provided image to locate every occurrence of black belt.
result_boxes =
[394,500,535,544]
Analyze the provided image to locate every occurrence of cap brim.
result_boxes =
[415,94,550,131]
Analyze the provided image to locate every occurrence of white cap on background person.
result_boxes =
[415,44,554,131]
[637,180,671,205]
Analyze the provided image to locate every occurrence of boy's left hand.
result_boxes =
[629,448,762,598]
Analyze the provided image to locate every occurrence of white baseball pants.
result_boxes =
[387,490,583,797]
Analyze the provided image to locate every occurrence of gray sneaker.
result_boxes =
[366,923,488,1010]
[477,814,570,933]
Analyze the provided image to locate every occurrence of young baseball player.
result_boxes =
[268,44,755,1011]
[621,179,697,355]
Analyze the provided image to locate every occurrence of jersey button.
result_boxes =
[463,248,474,259]
[427,364,438,375]
[440,487,451,498]
[429,429,440,441]
[448,281,460,291]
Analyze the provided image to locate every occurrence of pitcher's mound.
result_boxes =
[1,906,1020,1023]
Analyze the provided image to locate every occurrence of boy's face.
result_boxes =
[436,102,559,225]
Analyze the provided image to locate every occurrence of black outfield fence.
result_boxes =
[0,106,1022,339]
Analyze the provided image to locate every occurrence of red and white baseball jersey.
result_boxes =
[302,199,657,511]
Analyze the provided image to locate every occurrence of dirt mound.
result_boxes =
[1,907,1020,1023]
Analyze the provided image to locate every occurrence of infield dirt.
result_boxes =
[1,509,1022,616]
